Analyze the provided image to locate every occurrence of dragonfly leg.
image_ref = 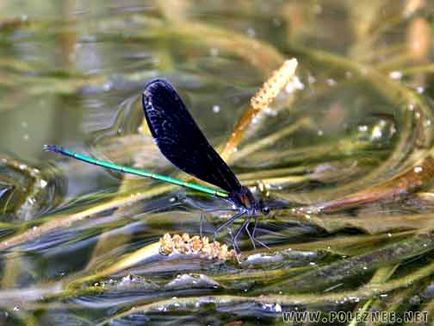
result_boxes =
[244,217,256,249]
[232,216,250,251]
[227,227,239,253]
[199,211,204,238]
[214,210,246,234]
[250,215,270,249]
[252,214,259,238]
[253,235,270,250]
[212,210,247,252]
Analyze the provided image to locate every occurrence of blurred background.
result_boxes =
[0,1,433,324]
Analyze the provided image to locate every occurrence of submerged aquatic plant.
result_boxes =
[0,1,433,325]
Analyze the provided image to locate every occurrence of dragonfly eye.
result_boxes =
[261,206,270,215]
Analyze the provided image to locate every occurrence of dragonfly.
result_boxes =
[45,79,272,249]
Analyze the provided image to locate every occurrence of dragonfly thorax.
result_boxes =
[230,186,260,214]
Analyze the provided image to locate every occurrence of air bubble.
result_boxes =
[246,27,256,38]
[389,71,403,80]
[326,78,337,86]
[209,48,219,57]
[285,76,305,93]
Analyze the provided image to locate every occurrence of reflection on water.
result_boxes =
[0,1,433,324]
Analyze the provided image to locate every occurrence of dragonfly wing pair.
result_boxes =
[142,79,243,196]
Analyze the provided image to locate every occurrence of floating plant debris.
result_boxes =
[250,59,298,111]
[159,233,237,261]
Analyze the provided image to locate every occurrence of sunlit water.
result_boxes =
[0,1,433,325]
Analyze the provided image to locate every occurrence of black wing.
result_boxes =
[142,79,242,193]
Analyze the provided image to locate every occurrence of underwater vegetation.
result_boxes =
[0,1,433,325]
